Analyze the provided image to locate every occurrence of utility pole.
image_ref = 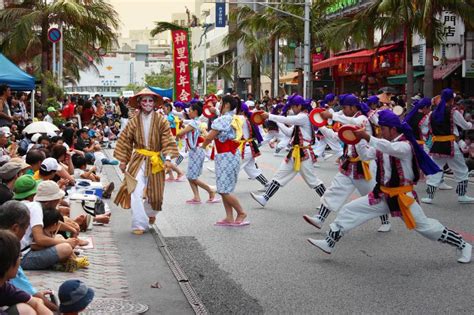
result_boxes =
[303,0,311,98]
[59,22,64,88]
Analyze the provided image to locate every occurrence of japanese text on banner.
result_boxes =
[172,30,192,102]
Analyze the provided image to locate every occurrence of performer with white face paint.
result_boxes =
[114,88,179,234]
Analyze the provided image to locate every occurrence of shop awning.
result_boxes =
[313,43,401,71]
[387,71,424,85]
[433,61,461,80]
[279,71,299,84]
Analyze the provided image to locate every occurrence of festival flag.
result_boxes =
[172,29,192,102]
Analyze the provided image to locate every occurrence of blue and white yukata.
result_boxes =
[211,113,241,194]
[186,119,205,180]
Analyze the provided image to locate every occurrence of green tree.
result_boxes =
[145,71,174,89]
[0,0,119,103]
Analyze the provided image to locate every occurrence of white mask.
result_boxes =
[140,96,155,113]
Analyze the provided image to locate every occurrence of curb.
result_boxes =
[106,149,208,315]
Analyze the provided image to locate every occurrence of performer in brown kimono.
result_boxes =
[114,88,179,234]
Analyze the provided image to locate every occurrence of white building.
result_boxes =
[65,29,173,98]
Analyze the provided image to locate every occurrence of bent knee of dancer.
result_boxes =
[414,218,445,241]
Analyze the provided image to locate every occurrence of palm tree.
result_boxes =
[318,0,423,107]
[223,5,271,99]
[415,0,474,97]
[0,0,119,103]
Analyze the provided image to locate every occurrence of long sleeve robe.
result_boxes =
[113,111,179,211]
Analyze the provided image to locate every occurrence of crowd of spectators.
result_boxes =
[0,83,124,314]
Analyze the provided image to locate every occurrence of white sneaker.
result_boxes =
[250,192,267,207]
[457,243,472,263]
[439,182,453,190]
[421,197,433,204]
[303,215,323,229]
[257,186,268,193]
[377,223,391,233]
[458,195,474,204]
[307,238,333,254]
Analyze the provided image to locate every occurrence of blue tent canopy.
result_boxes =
[0,54,35,91]
[147,86,173,99]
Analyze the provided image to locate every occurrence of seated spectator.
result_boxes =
[34,181,88,245]
[36,157,73,191]
[0,230,53,314]
[72,156,114,199]
[43,107,56,124]
[0,129,13,163]
[0,201,58,312]
[13,175,77,271]
[0,162,23,205]
[58,280,94,314]
[72,155,100,182]
[75,129,95,163]
[27,133,42,153]
[51,145,74,176]
[37,135,51,149]
[93,144,118,166]
[25,149,46,177]
[18,134,32,156]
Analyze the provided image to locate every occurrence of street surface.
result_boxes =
[153,146,474,313]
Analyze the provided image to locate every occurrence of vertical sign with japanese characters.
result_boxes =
[216,1,226,28]
[172,29,192,102]
[441,11,464,45]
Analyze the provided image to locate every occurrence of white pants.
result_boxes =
[276,133,290,150]
[313,136,343,158]
[273,158,322,188]
[321,171,376,212]
[427,142,469,186]
[240,146,262,179]
[330,194,445,241]
[261,130,278,146]
[130,165,156,230]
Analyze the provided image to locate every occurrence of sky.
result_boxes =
[110,0,195,35]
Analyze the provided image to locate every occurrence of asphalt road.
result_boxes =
[152,146,474,314]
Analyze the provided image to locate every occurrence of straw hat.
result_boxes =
[128,88,163,109]
[34,180,65,202]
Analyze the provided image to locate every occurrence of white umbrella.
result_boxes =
[22,121,59,135]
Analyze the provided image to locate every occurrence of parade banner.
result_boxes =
[172,29,192,102]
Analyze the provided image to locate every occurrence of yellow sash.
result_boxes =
[291,145,312,172]
[348,157,372,181]
[432,135,455,142]
[231,116,244,141]
[417,140,425,145]
[136,149,164,174]
[174,116,183,150]
[238,138,254,153]
[379,185,416,230]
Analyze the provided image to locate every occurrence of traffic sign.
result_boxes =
[97,47,107,57]
[48,28,61,43]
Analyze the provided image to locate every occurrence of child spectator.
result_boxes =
[13,175,77,271]
[0,201,58,312]
[72,155,115,199]
[0,230,53,314]
[58,280,94,314]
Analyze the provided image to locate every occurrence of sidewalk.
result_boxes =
[26,161,193,314]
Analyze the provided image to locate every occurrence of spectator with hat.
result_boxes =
[44,107,57,124]
[58,279,94,314]
[14,175,78,271]
[0,162,23,205]
[0,230,53,315]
